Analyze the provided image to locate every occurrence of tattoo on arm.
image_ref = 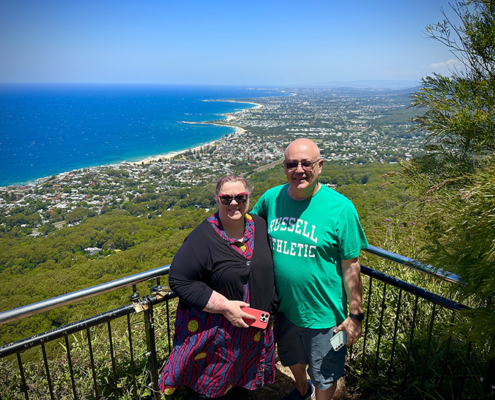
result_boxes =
[204,291,228,313]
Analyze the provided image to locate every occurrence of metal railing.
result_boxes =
[363,245,461,284]
[361,246,493,398]
[0,267,176,400]
[0,265,171,326]
[0,247,492,399]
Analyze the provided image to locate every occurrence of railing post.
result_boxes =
[374,283,387,375]
[403,294,419,391]
[126,314,138,400]
[483,357,495,397]
[439,312,455,393]
[143,296,160,400]
[41,343,55,400]
[17,353,29,400]
[387,289,402,385]
[107,321,118,398]
[457,341,472,399]
[361,276,373,375]
[86,327,99,400]
[64,335,78,400]
[420,303,436,390]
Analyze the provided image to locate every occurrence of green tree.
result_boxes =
[65,207,96,224]
[404,0,495,354]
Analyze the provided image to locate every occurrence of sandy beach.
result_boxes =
[203,99,263,110]
[125,98,261,165]
[127,106,252,165]
[129,127,246,165]
[25,106,254,185]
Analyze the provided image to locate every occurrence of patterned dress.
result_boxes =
[159,213,276,398]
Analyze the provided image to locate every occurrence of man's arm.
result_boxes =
[334,257,363,345]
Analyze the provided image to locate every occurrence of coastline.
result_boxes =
[203,99,263,111]
[126,100,255,165]
[128,125,246,165]
[6,103,256,188]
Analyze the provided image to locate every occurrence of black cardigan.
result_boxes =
[169,214,277,315]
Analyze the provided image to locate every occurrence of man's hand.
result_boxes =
[334,317,362,345]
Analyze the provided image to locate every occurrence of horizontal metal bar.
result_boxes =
[363,245,461,283]
[0,264,170,326]
[1,304,133,358]
[0,245,459,328]
[360,264,468,311]
[0,290,176,358]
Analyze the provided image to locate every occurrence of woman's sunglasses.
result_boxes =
[218,192,249,205]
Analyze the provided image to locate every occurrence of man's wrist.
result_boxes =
[349,312,365,321]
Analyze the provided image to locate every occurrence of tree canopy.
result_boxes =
[405,0,495,353]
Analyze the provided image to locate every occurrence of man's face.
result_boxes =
[284,144,323,194]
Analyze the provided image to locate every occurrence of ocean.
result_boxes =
[0,84,285,187]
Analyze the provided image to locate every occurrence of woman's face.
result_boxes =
[216,181,249,224]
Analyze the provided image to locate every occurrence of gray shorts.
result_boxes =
[276,312,346,390]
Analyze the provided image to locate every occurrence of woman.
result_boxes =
[159,175,277,400]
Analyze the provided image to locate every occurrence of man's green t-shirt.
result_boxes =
[252,184,368,329]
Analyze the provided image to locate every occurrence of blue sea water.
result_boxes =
[0,84,286,187]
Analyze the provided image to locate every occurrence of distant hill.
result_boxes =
[308,80,420,90]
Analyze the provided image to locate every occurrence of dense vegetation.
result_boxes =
[0,161,415,348]
[401,0,495,356]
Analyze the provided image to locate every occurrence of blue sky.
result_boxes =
[0,0,461,86]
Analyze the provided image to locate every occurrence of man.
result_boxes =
[251,138,368,400]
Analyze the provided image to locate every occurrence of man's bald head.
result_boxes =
[285,138,320,161]
[283,138,323,199]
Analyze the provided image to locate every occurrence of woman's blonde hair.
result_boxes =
[215,175,252,196]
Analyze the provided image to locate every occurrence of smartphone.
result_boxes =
[330,330,347,352]
[241,307,270,329]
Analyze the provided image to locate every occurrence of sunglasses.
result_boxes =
[284,159,320,171]
[218,192,249,205]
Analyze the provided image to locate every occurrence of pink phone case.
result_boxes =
[241,307,270,329]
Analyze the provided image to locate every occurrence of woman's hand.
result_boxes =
[204,291,256,328]
[223,300,256,328]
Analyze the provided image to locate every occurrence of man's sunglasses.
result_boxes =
[284,159,320,171]
[218,192,249,205]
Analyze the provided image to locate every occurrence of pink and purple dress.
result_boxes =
[159,213,277,398]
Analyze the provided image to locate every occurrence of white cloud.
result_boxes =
[421,58,466,77]
[430,59,461,69]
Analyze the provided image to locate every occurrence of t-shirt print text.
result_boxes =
[268,217,318,258]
